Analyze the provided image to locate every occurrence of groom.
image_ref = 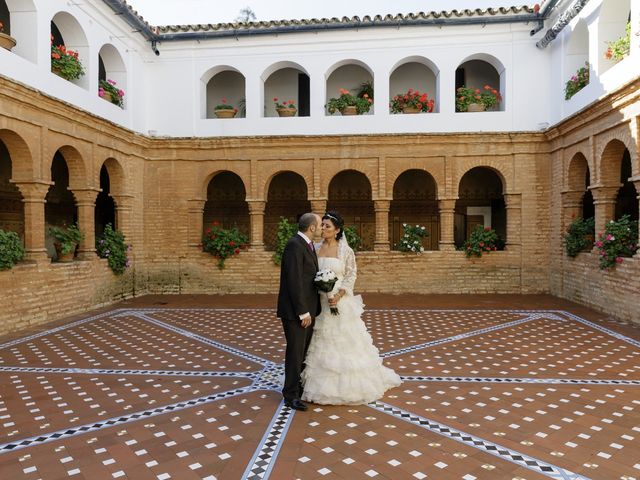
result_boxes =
[277,212,321,411]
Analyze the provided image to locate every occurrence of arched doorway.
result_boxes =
[45,151,77,258]
[0,139,24,241]
[327,170,375,250]
[203,171,250,236]
[455,167,506,249]
[95,164,116,238]
[264,172,310,250]
[390,170,439,250]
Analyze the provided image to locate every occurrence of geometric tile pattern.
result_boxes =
[0,305,638,480]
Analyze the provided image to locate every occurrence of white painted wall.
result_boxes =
[0,0,636,137]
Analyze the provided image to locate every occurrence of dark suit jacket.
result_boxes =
[277,234,321,320]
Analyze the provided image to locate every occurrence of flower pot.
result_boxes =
[54,242,76,262]
[0,33,16,51]
[100,91,113,104]
[214,109,236,118]
[340,106,358,116]
[402,106,421,114]
[467,103,486,112]
[276,107,296,117]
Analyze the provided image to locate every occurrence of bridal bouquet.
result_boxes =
[314,269,339,315]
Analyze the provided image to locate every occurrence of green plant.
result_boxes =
[564,216,595,257]
[50,36,84,80]
[214,98,237,112]
[99,79,125,107]
[326,88,372,115]
[273,217,299,265]
[0,229,24,270]
[344,225,362,251]
[463,225,500,258]
[390,89,435,114]
[595,215,639,269]
[564,62,590,100]
[96,224,130,274]
[202,221,249,269]
[456,85,502,112]
[605,22,630,62]
[273,97,297,110]
[357,81,374,100]
[397,223,428,252]
[48,223,84,255]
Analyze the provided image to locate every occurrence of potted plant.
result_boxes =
[396,223,429,252]
[456,85,502,112]
[390,89,435,114]
[99,79,125,108]
[202,221,249,269]
[564,62,589,100]
[463,226,501,257]
[48,223,83,262]
[595,215,639,269]
[326,88,372,115]
[564,216,595,257]
[604,22,630,62]
[0,229,24,270]
[0,21,16,51]
[51,36,85,80]
[273,97,297,117]
[96,224,131,274]
[273,217,299,265]
[213,98,238,118]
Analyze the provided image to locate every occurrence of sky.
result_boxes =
[124,0,528,25]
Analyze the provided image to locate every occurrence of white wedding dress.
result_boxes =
[301,240,402,405]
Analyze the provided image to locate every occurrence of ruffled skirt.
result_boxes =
[301,294,402,405]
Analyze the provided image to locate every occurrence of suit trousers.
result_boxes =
[281,316,314,401]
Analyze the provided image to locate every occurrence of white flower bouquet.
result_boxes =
[314,268,339,315]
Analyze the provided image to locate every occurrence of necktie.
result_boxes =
[308,241,314,252]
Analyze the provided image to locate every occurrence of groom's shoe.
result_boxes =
[284,398,308,411]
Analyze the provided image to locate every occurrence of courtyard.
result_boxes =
[0,294,638,480]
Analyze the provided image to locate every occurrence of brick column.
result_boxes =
[247,200,266,251]
[438,198,456,251]
[71,188,100,259]
[373,200,390,251]
[504,193,522,248]
[561,190,585,230]
[110,194,135,243]
[634,179,640,255]
[187,198,206,248]
[590,185,619,238]
[13,181,51,262]
[310,199,327,215]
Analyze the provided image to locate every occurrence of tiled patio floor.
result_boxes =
[0,294,638,480]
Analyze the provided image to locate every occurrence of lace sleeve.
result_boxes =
[339,245,357,296]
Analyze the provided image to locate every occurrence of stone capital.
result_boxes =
[373,199,391,211]
[70,187,100,206]
[246,200,266,214]
[589,185,620,203]
[12,180,52,201]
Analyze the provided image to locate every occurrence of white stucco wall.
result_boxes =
[0,0,637,138]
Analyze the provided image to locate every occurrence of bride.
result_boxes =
[301,211,402,405]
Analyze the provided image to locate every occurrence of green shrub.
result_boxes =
[397,223,428,252]
[463,226,501,258]
[202,221,249,269]
[0,229,24,270]
[96,224,130,274]
[565,62,590,100]
[595,215,639,269]
[48,223,83,255]
[344,225,362,251]
[273,217,299,266]
[564,217,595,257]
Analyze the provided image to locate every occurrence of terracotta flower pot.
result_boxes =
[0,32,16,51]
[100,91,113,104]
[54,242,76,262]
[214,109,236,118]
[402,106,421,114]
[467,103,486,112]
[276,107,297,117]
[340,106,358,116]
